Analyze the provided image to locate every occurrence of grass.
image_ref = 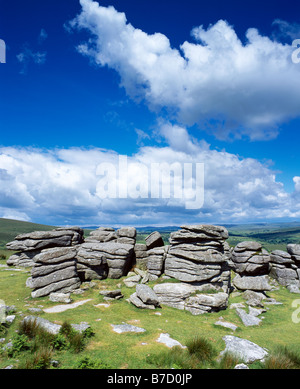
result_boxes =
[1,218,300,369]
[1,260,300,369]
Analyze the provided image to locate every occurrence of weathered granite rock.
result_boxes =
[111,323,146,333]
[85,227,117,243]
[77,242,134,279]
[23,316,62,334]
[22,316,91,335]
[76,243,108,281]
[116,227,136,245]
[153,283,193,310]
[235,308,262,326]
[145,231,164,250]
[185,292,228,315]
[270,250,293,265]
[49,292,72,303]
[269,249,300,287]
[242,290,266,307]
[99,289,123,299]
[128,292,156,309]
[231,241,270,276]
[287,244,300,263]
[233,274,272,291]
[153,282,228,314]
[214,319,238,331]
[147,246,169,279]
[164,225,231,293]
[29,247,80,298]
[6,227,83,252]
[134,243,148,268]
[220,336,268,363]
[136,284,160,307]
[156,333,186,349]
[6,250,40,267]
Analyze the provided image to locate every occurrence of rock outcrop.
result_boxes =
[165,225,231,293]
[28,246,81,298]
[6,227,84,268]
[6,227,84,251]
[231,241,270,276]
[147,246,169,280]
[153,282,228,315]
[269,246,300,288]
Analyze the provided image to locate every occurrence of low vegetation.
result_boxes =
[1,218,300,369]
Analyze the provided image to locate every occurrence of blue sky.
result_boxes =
[0,0,300,226]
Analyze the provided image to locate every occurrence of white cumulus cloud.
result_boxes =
[0,130,299,226]
[69,0,300,140]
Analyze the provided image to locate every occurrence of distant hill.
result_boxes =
[0,218,56,250]
[1,217,300,255]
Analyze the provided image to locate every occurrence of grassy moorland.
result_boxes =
[0,257,300,369]
[1,218,300,369]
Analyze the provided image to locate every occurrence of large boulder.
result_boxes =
[77,242,134,279]
[269,249,300,287]
[185,292,228,315]
[232,274,272,291]
[287,244,300,263]
[85,227,117,243]
[220,336,268,363]
[116,227,136,245]
[153,283,193,310]
[145,231,164,250]
[153,282,228,314]
[76,244,108,281]
[129,284,160,310]
[6,227,84,252]
[231,241,270,276]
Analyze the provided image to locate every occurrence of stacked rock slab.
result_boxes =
[76,227,136,281]
[269,246,300,287]
[231,241,271,292]
[231,241,270,276]
[6,227,84,267]
[134,243,148,268]
[85,227,117,243]
[29,247,80,298]
[76,242,134,280]
[153,283,228,315]
[147,246,169,280]
[165,225,231,293]
[145,231,167,279]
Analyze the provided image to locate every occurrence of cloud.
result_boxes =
[0,129,299,226]
[38,28,48,44]
[68,0,300,141]
[272,19,300,40]
[17,29,47,74]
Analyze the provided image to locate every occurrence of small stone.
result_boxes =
[111,323,146,333]
[156,333,186,349]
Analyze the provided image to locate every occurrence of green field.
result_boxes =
[0,259,300,370]
[1,218,300,369]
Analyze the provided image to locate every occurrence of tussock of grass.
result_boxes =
[186,336,217,363]
[263,346,300,369]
